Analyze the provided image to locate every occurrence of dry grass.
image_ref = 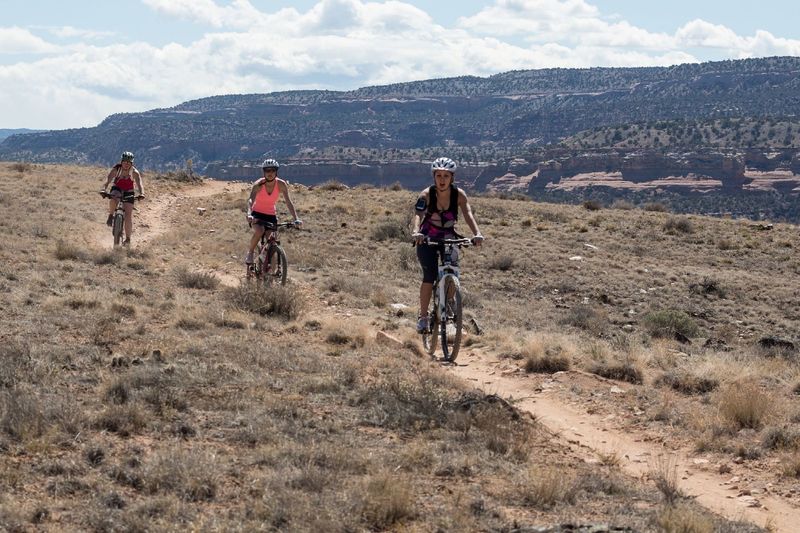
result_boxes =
[717,382,772,430]
[1,162,796,531]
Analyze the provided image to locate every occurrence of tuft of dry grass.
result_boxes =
[717,382,771,430]
[655,370,718,395]
[650,455,683,504]
[359,473,414,530]
[655,503,714,533]
[518,465,577,509]
[664,216,695,234]
[561,305,609,336]
[175,266,219,290]
[588,360,643,384]
[54,239,86,261]
[227,283,304,320]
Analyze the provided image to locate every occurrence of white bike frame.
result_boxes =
[434,245,460,323]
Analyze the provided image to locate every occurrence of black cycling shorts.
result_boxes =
[110,186,135,204]
[251,211,278,229]
[416,244,458,284]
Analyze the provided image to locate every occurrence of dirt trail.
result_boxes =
[447,350,798,532]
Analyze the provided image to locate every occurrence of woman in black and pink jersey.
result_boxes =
[101,151,144,245]
[245,159,302,264]
[411,157,484,334]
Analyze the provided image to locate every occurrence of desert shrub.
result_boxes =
[318,179,348,191]
[655,504,713,533]
[664,216,695,234]
[524,354,570,374]
[370,218,409,241]
[0,341,31,388]
[783,454,800,477]
[532,208,568,223]
[11,162,32,173]
[762,427,800,451]
[398,246,418,271]
[359,474,413,530]
[93,249,123,265]
[650,455,682,504]
[0,389,45,441]
[518,466,577,509]
[142,450,218,502]
[717,237,737,250]
[717,382,770,430]
[689,276,727,298]
[561,305,608,336]
[582,199,602,211]
[643,309,699,339]
[153,170,201,182]
[643,202,669,212]
[387,181,404,191]
[488,255,514,271]
[361,375,454,430]
[655,371,718,395]
[54,239,85,261]
[588,361,643,384]
[611,199,635,210]
[175,267,219,290]
[227,283,304,320]
[93,405,147,437]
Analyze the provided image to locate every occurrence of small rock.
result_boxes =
[196,207,206,215]
[610,386,625,394]
[569,255,583,261]
[583,243,599,250]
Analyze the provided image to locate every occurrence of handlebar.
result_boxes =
[99,191,144,200]
[421,237,474,247]
[248,219,301,230]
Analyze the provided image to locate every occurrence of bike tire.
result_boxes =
[440,276,463,362]
[422,309,439,356]
[112,213,124,246]
[265,244,288,286]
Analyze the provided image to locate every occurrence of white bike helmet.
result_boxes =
[431,157,456,176]
[261,158,280,170]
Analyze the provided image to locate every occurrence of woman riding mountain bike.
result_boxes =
[101,151,145,246]
[412,157,484,333]
[245,159,302,264]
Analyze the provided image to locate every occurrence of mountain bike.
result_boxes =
[420,237,473,362]
[247,221,297,286]
[99,191,143,246]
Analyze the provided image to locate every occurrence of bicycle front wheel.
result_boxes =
[422,309,439,356]
[440,276,463,362]
[112,213,124,246]
[266,244,288,286]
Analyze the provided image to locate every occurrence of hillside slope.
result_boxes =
[2,163,799,530]
[2,56,800,173]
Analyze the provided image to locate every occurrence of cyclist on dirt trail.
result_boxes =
[101,151,145,246]
[245,159,302,264]
[411,157,484,333]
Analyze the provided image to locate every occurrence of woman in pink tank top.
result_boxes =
[245,158,302,264]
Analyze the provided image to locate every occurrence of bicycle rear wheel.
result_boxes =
[266,244,288,286]
[440,276,463,362]
[112,213,124,246]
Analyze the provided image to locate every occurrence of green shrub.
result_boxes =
[643,310,700,339]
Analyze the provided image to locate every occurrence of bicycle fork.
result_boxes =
[436,273,460,322]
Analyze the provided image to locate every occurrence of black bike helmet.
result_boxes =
[121,151,135,162]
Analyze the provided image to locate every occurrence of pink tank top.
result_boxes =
[252,180,280,215]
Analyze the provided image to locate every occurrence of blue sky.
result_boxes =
[2,0,799,130]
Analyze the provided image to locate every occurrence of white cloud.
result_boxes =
[48,26,114,40]
[141,0,267,29]
[2,0,800,129]
[0,26,58,54]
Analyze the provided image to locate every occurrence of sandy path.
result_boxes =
[447,350,798,532]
